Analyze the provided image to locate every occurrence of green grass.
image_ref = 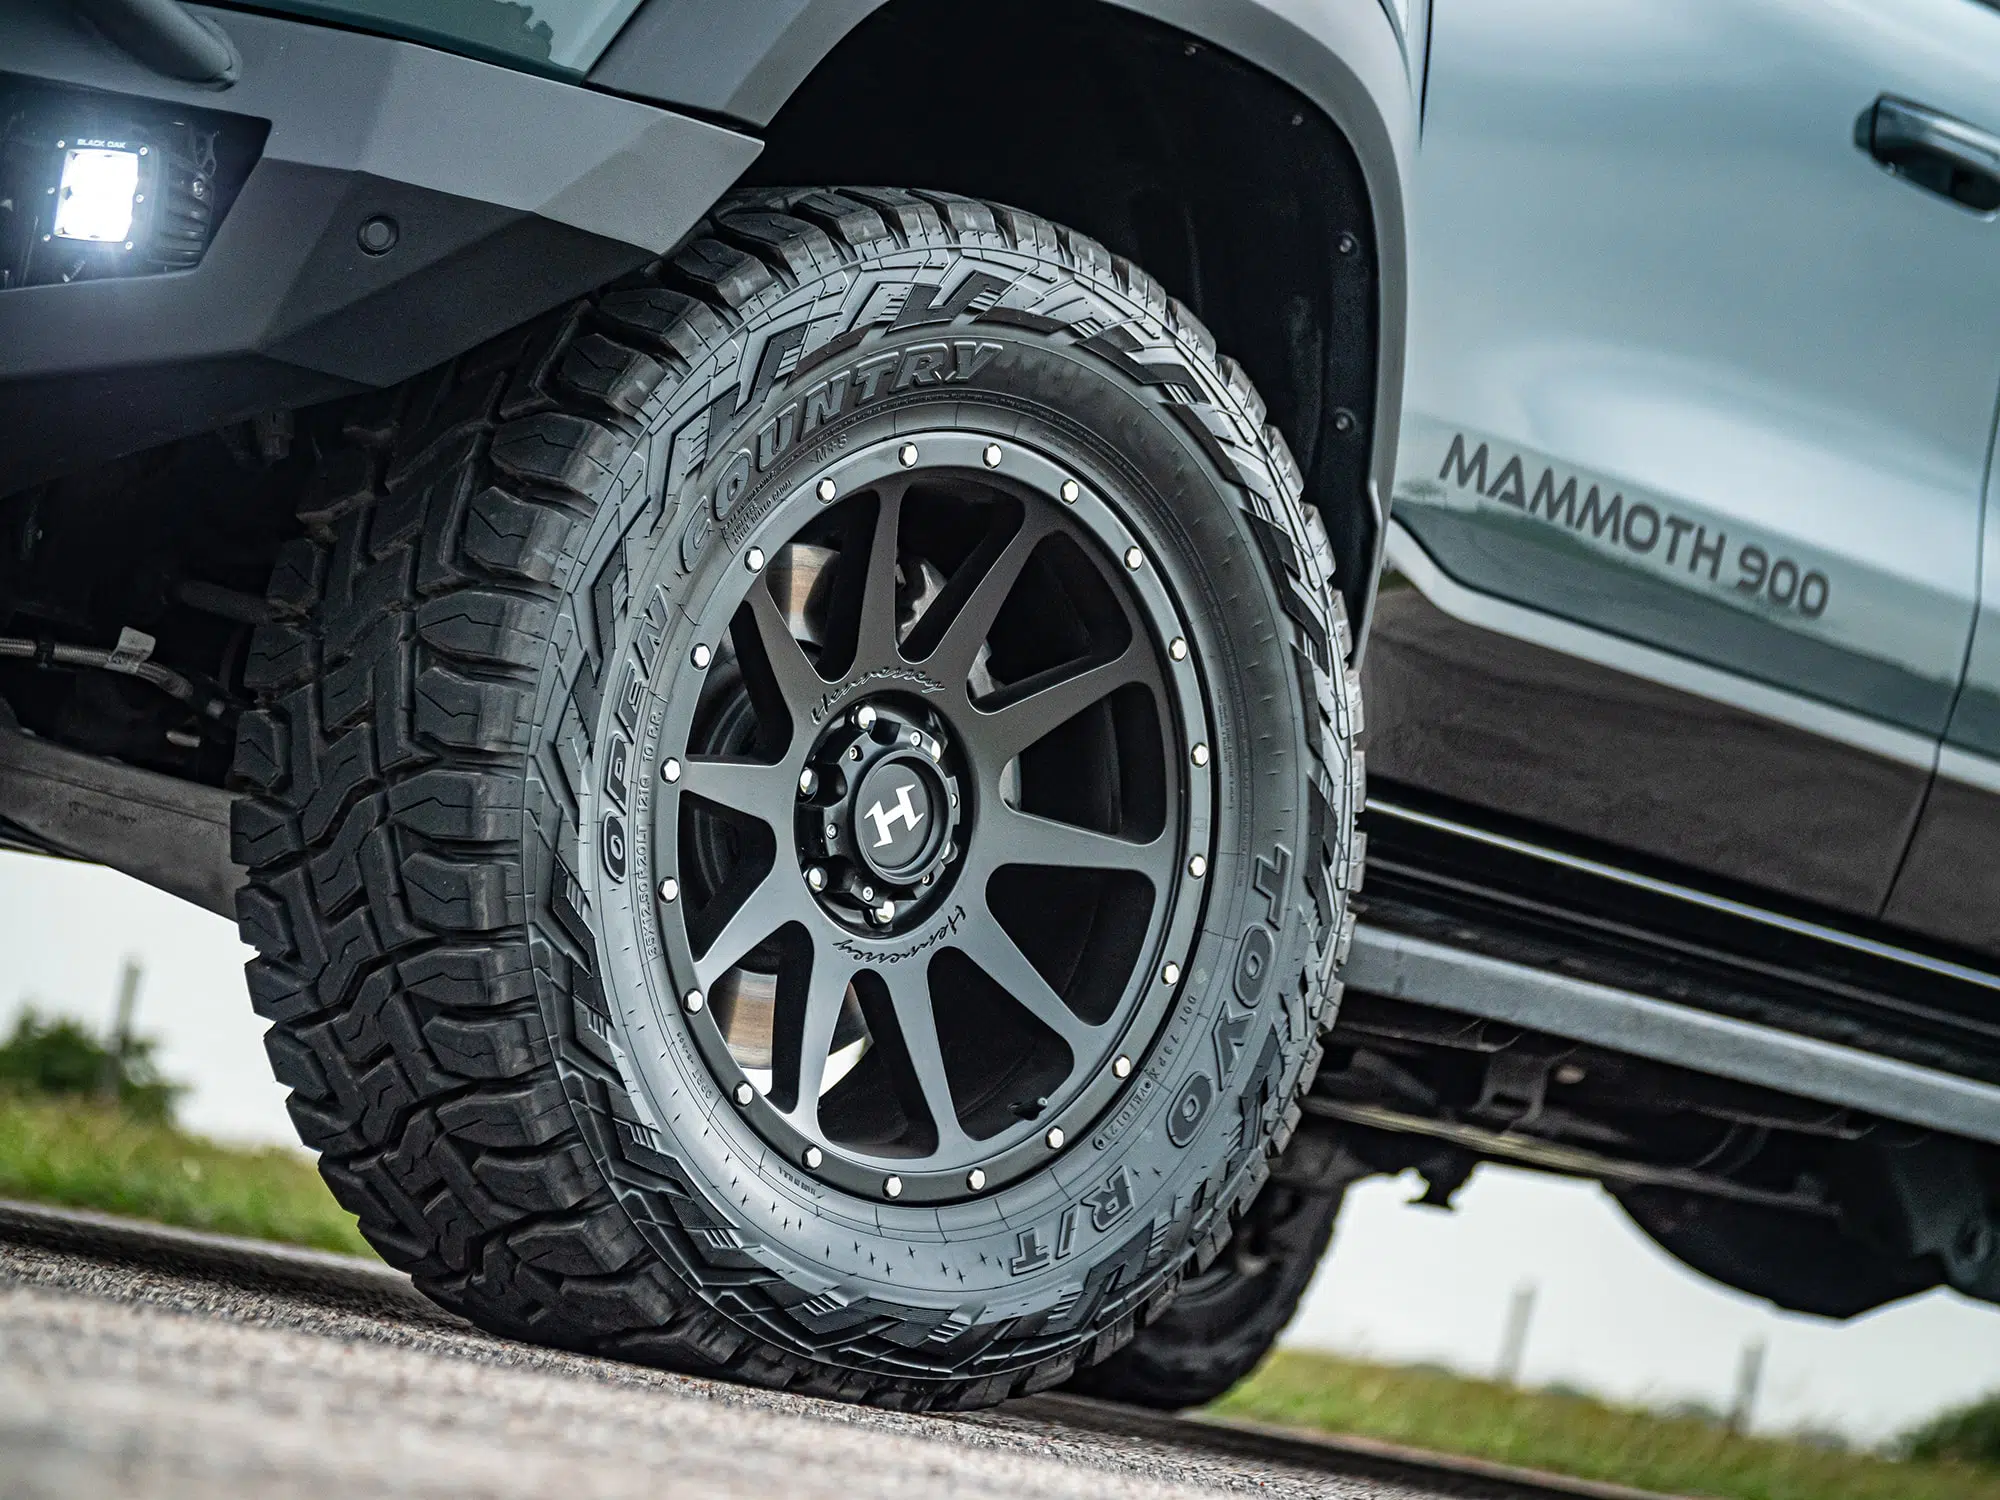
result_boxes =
[0,1092,370,1257]
[1214,1349,2000,1500]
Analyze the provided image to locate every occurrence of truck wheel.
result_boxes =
[1066,1182,1345,1408]
[231,188,1362,1409]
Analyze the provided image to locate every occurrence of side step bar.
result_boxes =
[0,728,240,918]
[1345,923,2000,1148]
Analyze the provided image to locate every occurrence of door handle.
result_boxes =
[1856,96,2000,213]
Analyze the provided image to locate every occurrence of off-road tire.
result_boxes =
[231,187,1364,1409]
[1067,1181,1345,1407]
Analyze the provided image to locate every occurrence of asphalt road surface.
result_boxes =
[0,1201,1668,1500]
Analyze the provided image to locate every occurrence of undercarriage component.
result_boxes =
[0,724,238,914]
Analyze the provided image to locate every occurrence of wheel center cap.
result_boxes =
[853,757,943,881]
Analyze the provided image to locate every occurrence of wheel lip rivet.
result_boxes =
[817,477,837,502]
[1169,637,1189,661]
[825,823,839,842]
[746,547,765,572]
[884,1175,904,1198]
[1124,546,1144,571]
[1161,962,1182,985]
[967,1168,987,1191]
[1060,479,1079,503]
[1190,743,1210,767]
[982,443,1003,468]
[658,876,680,903]
[898,443,919,468]
[1045,1126,1065,1150]
[663,757,683,783]
[734,1081,754,1106]
[683,989,704,1013]
[804,1146,823,1169]
[807,865,827,892]
[691,643,713,669]
[1113,1055,1133,1079]
[1188,855,1207,879]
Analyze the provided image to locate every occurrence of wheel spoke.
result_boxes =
[976,644,1152,763]
[783,945,855,1131]
[734,583,827,755]
[852,488,907,666]
[955,902,1097,1053]
[678,756,796,823]
[983,803,1170,878]
[693,868,798,990]
[881,963,976,1159]
[907,512,1051,683]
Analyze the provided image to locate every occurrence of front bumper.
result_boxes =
[0,0,760,493]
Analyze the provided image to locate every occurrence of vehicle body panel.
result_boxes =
[1382,0,2000,927]
[0,0,758,492]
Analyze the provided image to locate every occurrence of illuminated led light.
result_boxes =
[52,148,140,244]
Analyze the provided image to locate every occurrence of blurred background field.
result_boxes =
[4,846,1999,1498]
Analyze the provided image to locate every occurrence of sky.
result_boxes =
[4,848,1998,1443]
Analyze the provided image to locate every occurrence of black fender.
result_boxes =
[590,0,1417,638]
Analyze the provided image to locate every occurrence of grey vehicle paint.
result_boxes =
[1384,0,2000,931]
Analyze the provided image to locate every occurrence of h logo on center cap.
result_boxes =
[865,783,925,849]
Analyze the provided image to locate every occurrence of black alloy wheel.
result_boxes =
[662,429,1205,1203]
[234,187,1363,1410]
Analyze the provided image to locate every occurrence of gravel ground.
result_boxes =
[0,1204,1547,1500]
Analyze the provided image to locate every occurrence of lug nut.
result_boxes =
[817,477,837,502]
[1113,1055,1132,1079]
[1190,743,1210,767]
[659,877,680,903]
[899,443,919,467]
[943,841,958,863]
[1169,637,1188,661]
[799,768,818,796]
[926,738,941,761]
[663,758,682,783]
[683,989,704,1013]
[691,643,712,669]
[856,704,877,730]
[884,1175,903,1198]
[1045,1127,1065,1150]
[746,547,765,572]
[872,899,896,924]
[1060,480,1079,503]
[804,1146,823,1169]
[967,1168,986,1191]
[1188,855,1207,879]
[807,866,827,892]
[983,443,1003,468]
[1161,962,1182,985]
[734,1081,754,1106]
[1124,547,1144,570]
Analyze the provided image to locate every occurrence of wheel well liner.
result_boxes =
[600,0,1409,628]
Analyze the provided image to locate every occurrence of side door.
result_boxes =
[1368,0,1999,919]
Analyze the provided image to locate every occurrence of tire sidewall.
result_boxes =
[536,236,1330,1376]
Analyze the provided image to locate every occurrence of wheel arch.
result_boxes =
[591,0,1413,634]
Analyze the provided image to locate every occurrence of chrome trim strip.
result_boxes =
[1382,520,1941,773]
[1367,798,2000,997]
[1344,924,2000,1147]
